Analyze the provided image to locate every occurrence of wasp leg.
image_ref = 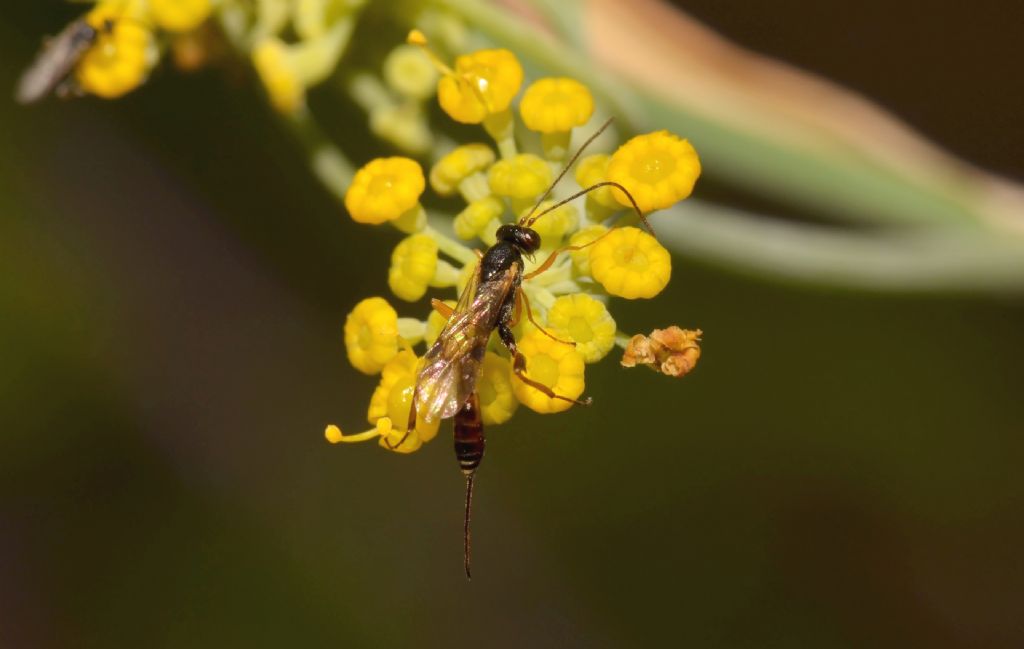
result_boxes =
[431,298,455,319]
[523,228,615,281]
[517,287,574,347]
[383,387,420,451]
[507,287,524,328]
[498,323,592,407]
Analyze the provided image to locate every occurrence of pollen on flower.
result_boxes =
[478,352,518,425]
[606,130,701,213]
[149,0,213,32]
[430,144,495,196]
[622,327,702,378]
[519,77,594,134]
[344,157,425,225]
[75,6,155,99]
[388,234,439,302]
[435,48,523,124]
[368,350,441,446]
[488,154,552,200]
[512,330,586,414]
[545,294,616,363]
[589,226,671,299]
[344,297,400,374]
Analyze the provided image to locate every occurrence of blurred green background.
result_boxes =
[2,2,1023,648]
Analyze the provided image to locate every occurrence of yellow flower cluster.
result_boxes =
[35,0,360,111]
[329,32,704,454]
[52,0,218,101]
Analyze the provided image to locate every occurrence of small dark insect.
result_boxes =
[396,118,652,578]
[15,17,115,105]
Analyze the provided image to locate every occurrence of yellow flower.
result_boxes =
[344,297,399,374]
[488,154,552,200]
[437,48,523,125]
[75,5,155,99]
[574,154,621,212]
[149,0,213,32]
[429,143,495,196]
[522,201,578,249]
[478,352,518,425]
[606,130,701,213]
[519,77,594,134]
[589,227,671,299]
[512,330,586,414]
[344,157,425,225]
[545,294,616,363]
[424,300,456,346]
[568,225,608,276]
[368,350,441,445]
[388,234,438,302]
[454,196,504,241]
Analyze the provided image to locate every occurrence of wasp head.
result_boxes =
[496,224,541,254]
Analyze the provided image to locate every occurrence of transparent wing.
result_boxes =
[416,262,518,422]
[15,21,92,105]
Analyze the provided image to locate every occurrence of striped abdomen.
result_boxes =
[454,393,485,474]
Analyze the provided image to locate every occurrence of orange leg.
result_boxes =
[383,386,419,451]
[512,353,592,407]
[517,287,574,347]
[508,288,524,328]
[497,322,592,408]
[431,298,455,319]
[523,228,615,280]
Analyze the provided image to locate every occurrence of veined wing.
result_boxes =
[16,20,96,105]
[416,262,519,422]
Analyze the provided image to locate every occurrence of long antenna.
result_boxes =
[519,117,616,225]
[527,181,656,236]
[463,473,475,580]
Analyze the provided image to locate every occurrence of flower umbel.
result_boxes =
[327,32,703,457]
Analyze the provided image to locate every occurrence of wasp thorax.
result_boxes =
[496,224,541,253]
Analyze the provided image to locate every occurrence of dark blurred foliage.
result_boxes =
[1,2,1023,648]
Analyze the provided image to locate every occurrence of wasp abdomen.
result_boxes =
[454,394,485,474]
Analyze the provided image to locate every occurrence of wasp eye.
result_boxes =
[522,228,541,252]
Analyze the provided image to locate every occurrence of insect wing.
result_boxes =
[416,263,518,422]
[16,20,95,105]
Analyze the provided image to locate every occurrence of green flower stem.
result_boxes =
[424,224,480,266]
[282,111,354,199]
[662,200,1024,294]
